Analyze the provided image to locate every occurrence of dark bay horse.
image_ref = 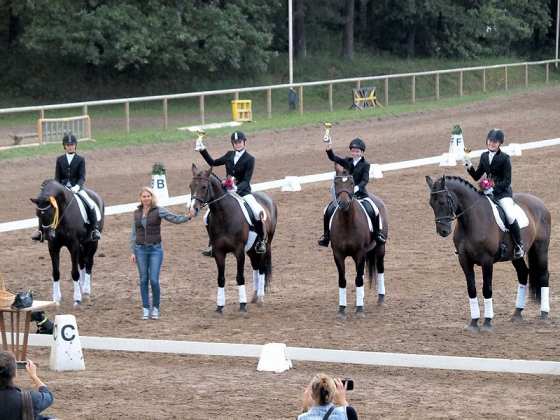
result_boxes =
[188,164,277,316]
[426,175,551,332]
[31,179,104,309]
[329,164,388,319]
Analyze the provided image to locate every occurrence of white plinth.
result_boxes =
[257,342,292,373]
[151,174,169,200]
[49,314,85,371]
[281,176,302,192]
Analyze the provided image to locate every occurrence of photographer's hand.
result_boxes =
[333,378,349,407]
[301,380,314,413]
[25,360,46,390]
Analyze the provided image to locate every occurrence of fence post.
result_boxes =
[298,86,303,116]
[125,101,130,134]
[459,71,463,97]
[411,75,415,103]
[525,65,529,86]
[504,67,508,90]
[482,69,486,92]
[200,95,205,125]
[267,89,272,119]
[384,78,388,107]
[435,73,440,100]
[328,83,333,112]
[163,98,168,132]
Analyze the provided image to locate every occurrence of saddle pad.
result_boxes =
[229,192,253,225]
[329,200,376,233]
[487,197,529,231]
[360,197,383,229]
[75,198,88,224]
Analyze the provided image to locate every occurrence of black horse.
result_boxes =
[426,175,551,332]
[329,164,388,319]
[31,179,104,309]
[188,164,277,316]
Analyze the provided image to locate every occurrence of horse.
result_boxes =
[30,179,104,309]
[329,164,388,319]
[188,164,277,316]
[426,175,551,332]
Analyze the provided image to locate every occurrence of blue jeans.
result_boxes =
[134,243,164,309]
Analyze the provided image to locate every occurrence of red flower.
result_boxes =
[479,178,495,191]
[222,176,236,191]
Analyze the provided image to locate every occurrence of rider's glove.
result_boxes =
[70,185,80,193]
[195,138,206,151]
[353,186,359,193]
[462,157,472,168]
[323,134,332,145]
[484,187,494,196]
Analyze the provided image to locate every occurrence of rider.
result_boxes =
[195,130,267,255]
[317,135,386,247]
[463,128,525,258]
[31,133,101,242]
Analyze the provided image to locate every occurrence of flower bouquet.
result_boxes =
[152,162,167,176]
[222,176,236,192]
[451,123,463,135]
[478,178,495,191]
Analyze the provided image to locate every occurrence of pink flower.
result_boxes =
[222,176,236,191]
[479,178,495,191]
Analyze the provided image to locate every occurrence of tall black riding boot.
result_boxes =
[509,220,525,258]
[318,202,336,247]
[89,208,102,241]
[31,223,43,243]
[254,219,266,254]
[375,215,386,245]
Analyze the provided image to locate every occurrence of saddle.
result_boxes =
[486,196,529,262]
[229,192,258,230]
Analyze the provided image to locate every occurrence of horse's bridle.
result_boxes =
[190,176,228,208]
[430,187,483,226]
[35,193,76,229]
[334,175,355,206]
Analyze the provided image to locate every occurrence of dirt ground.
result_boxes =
[2,86,560,419]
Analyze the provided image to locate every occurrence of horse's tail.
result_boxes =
[264,249,273,292]
[366,249,377,288]
[528,247,547,304]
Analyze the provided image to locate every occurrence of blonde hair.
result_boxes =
[139,186,158,207]
[311,373,335,406]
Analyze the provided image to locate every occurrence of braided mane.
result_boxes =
[443,175,478,192]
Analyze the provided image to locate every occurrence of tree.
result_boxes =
[342,0,354,60]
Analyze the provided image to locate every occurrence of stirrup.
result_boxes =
[514,244,525,259]
[31,231,43,243]
[202,246,213,257]
[255,241,266,254]
[317,235,329,247]
[91,229,101,241]
[376,233,386,245]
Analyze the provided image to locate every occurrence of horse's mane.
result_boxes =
[41,179,57,191]
[197,170,227,192]
[441,175,478,192]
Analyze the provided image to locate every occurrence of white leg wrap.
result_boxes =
[238,285,247,304]
[541,287,550,313]
[469,297,480,319]
[484,298,494,319]
[515,284,527,309]
[73,281,82,302]
[356,286,364,307]
[258,273,265,297]
[82,273,91,294]
[339,288,347,307]
[377,273,385,295]
[217,287,225,307]
[53,281,61,302]
[203,209,210,226]
[79,268,86,287]
[252,270,259,292]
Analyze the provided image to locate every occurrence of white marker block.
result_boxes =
[49,314,85,371]
[281,176,302,192]
[257,342,292,373]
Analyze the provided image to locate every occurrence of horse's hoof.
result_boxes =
[250,292,258,303]
[213,306,224,317]
[256,296,264,307]
[540,312,551,325]
[510,314,524,322]
[377,295,387,307]
[481,322,493,333]
[468,319,479,333]
[337,311,348,320]
[355,308,365,318]
[54,301,61,308]
[82,294,90,305]
[73,301,83,311]
[239,303,247,313]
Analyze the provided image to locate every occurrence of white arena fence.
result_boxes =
[3,137,560,376]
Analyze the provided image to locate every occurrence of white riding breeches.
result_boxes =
[77,190,101,220]
[243,194,266,221]
[498,197,516,224]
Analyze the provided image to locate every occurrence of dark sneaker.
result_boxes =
[31,230,43,243]
[317,235,329,247]
[255,241,266,254]
[202,246,213,257]
[91,229,101,241]
[514,244,525,259]
[376,233,387,245]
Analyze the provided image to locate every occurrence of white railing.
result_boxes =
[0,59,558,134]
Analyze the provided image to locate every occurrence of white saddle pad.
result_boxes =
[487,197,529,231]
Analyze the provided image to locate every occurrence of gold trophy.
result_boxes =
[323,123,332,143]
[463,147,471,166]
[194,129,206,151]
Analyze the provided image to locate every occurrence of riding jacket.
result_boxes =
[467,148,513,200]
[326,149,370,199]
[199,149,255,197]
[54,153,86,189]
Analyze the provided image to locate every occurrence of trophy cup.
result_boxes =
[323,123,332,143]
[194,129,206,151]
[463,147,471,166]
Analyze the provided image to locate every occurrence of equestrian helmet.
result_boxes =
[486,128,504,144]
[62,133,77,145]
[348,137,366,152]
[231,131,246,142]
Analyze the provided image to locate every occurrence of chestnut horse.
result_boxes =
[188,164,277,316]
[329,164,388,319]
[426,175,551,332]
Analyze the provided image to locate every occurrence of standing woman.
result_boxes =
[130,186,191,320]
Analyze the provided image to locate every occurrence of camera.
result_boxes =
[341,379,354,391]
[16,361,28,370]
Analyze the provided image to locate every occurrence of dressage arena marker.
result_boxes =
[9,334,560,375]
[49,314,85,372]
[2,137,560,234]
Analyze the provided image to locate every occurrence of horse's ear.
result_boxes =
[30,198,37,204]
[425,176,434,189]
[207,166,213,176]
[191,164,198,175]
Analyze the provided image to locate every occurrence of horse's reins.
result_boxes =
[36,193,77,229]
[334,175,354,206]
[191,176,229,208]
[430,188,483,224]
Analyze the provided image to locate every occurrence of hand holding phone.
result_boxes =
[341,379,354,391]
[16,361,28,370]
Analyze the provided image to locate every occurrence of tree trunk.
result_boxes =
[8,3,21,46]
[342,0,355,61]
[294,0,306,59]
[405,23,417,58]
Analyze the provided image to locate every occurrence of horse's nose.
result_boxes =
[339,201,350,211]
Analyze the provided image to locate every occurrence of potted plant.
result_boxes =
[152,162,167,176]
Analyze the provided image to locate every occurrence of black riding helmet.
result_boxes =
[486,128,504,144]
[231,131,246,143]
[62,133,78,146]
[348,137,366,152]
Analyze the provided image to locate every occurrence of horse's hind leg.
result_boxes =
[235,252,247,314]
[375,247,387,307]
[511,258,529,322]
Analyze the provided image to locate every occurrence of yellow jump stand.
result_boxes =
[231,100,252,122]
